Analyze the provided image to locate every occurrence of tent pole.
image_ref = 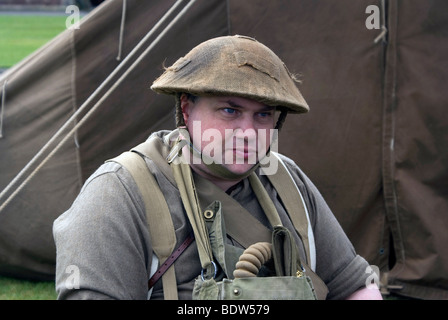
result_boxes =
[0,0,197,213]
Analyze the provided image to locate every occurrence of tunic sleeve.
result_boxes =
[279,155,371,300]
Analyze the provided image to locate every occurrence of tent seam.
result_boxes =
[69,27,84,188]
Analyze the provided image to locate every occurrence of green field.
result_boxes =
[0,276,57,300]
[0,14,67,68]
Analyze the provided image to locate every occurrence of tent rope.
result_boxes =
[0,0,198,214]
[0,79,6,139]
[116,0,127,61]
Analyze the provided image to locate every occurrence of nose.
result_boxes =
[230,117,258,153]
[234,116,257,139]
[236,113,258,131]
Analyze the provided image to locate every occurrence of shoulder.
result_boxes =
[79,159,149,205]
[80,161,123,191]
[55,160,146,230]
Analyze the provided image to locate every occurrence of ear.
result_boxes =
[180,93,191,125]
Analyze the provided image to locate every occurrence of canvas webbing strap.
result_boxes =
[248,173,283,228]
[171,160,215,273]
[263,153,313,269]
[107,151,178,300]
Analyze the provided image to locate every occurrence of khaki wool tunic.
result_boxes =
[53,130,371,300]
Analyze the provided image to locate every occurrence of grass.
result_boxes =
[0,14,67,68]
[0,276,57,300]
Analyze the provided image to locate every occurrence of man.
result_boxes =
[53,35,382,300]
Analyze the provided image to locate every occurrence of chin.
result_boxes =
[224,163,256,176]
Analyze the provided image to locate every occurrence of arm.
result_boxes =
[279,155,378,299]
[346,286,383,300]
[53,162,151,299]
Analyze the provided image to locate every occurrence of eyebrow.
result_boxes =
[225,99,275,111]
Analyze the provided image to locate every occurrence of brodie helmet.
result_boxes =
[151,35,309,127]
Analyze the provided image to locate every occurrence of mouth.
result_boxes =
[232,148,257,162]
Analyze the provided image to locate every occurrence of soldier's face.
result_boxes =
[181,94,276,177]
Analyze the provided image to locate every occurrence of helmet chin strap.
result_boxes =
[167,128,277,181]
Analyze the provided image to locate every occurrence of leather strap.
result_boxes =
[148,233,195,290]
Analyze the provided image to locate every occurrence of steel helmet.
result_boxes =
[151,35,309,114]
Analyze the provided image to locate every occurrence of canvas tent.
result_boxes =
[0,0,447,299]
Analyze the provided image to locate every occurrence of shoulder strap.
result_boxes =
[264,153,316,271]
[107,151,178,300]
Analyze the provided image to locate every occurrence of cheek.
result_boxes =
[188,119,227,151]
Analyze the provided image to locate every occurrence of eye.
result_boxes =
[223,108,236,114]
[256,111,274,121]
[258,112,271,118]
[220,107,240,117]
